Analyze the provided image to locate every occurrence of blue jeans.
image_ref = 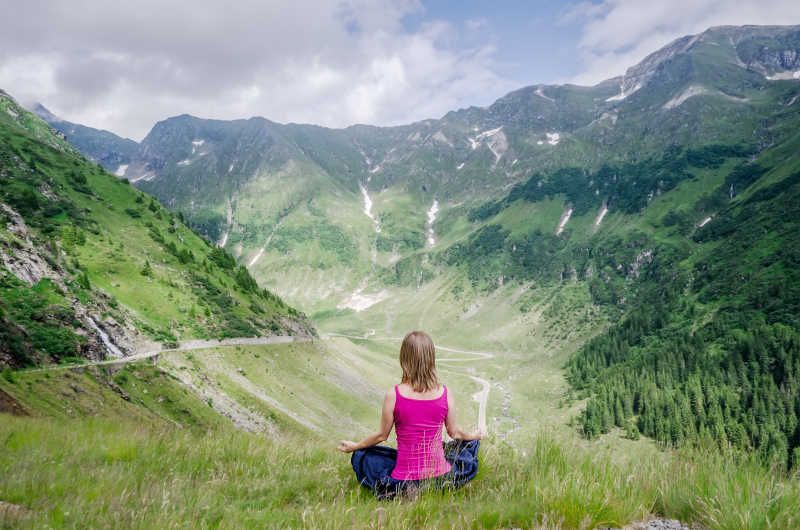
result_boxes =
[350,440,480,499]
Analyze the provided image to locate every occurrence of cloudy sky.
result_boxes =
[2,0,799,140]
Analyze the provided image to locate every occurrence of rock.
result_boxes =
[0,389,30,416]
[598,517,698,530]
[0,501,32,520]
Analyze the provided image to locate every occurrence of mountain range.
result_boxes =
[10,23,800,467]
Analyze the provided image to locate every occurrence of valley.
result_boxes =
[1,22,800,529]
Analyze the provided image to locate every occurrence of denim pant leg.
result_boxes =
[351,441,480,498]
[441,439,480,487]
[351,445,405,498]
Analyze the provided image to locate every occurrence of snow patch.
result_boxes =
[177,159,191,166]
[369,165,382,173]
[338,282,389,312]
[228,163,234,173]
[766,70,800,81]
[556,208,573,236]
[114,164,128,177]
[218,200,233,248]
[663,85,708,109]
[474,126,503,141]
[698,216,713,228]
[606,80,642,102]
[787,94,800,106]
[546,132,560,146]
[456,162,465,170]
[594,204,609,229]
[248,247,265,267]
[535,86,555,103]
[536,140,544,145]
[360,183,380,233]
[191,139,204,154]
[468,127,507,162]
[426,199,439,247]
[129,171,156,182]
[247,220,283,268]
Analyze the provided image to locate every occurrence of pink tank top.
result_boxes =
[391,384,452,480]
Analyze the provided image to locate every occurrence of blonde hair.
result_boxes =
[399,331,439,392]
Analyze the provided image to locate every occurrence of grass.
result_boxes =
[2,415,799,529]
[0,93,304,360]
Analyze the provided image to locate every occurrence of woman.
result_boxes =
[337,331,485,498]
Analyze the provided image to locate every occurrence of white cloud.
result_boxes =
[568,0,800,85]
[0,0,516,140]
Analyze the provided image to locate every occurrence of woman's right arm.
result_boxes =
[445,388,486,441]
[337,388,396,452]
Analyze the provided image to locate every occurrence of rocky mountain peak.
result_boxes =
[30,103,62,123]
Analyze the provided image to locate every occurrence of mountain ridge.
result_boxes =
[1,89,314,369]
[12,23,800,466]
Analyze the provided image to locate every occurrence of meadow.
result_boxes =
[2,412,799,529]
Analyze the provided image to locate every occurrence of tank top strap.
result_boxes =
[394,385,400,398]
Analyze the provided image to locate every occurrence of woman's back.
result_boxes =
[391,384,452,480]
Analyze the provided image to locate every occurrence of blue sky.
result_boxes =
[1,0,799,139]
[401,1,584,87]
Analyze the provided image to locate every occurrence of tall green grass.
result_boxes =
[1,416,798,529]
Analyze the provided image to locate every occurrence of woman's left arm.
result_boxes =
[337,389,395,452]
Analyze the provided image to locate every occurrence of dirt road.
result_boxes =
[26,335,309,373]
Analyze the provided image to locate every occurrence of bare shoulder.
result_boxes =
[445,385,455,404]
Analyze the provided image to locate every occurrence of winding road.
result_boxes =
[25,335,308,373]
[28,331,497,437]
[469,375,490,431]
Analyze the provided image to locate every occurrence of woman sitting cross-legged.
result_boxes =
[337,330,485,499]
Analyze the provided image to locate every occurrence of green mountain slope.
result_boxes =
[23,24,800,465]
[0,90,313,369]
[30,103,139,175]
[565,140,800,467]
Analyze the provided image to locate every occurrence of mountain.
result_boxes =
[2,22,800,529]
[31,103,139,176]
[95,25,798,310]
[0,90,313,369]
[26,24,800,466]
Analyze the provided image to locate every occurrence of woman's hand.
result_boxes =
[473,426,487,440]
[337,440,359,453]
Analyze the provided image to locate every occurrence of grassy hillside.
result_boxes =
[0,90,312,369]
[2,408,799,528]
[1,332,798,529]
[565,137,800,467]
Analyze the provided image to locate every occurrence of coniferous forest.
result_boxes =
[567,169,800,469]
